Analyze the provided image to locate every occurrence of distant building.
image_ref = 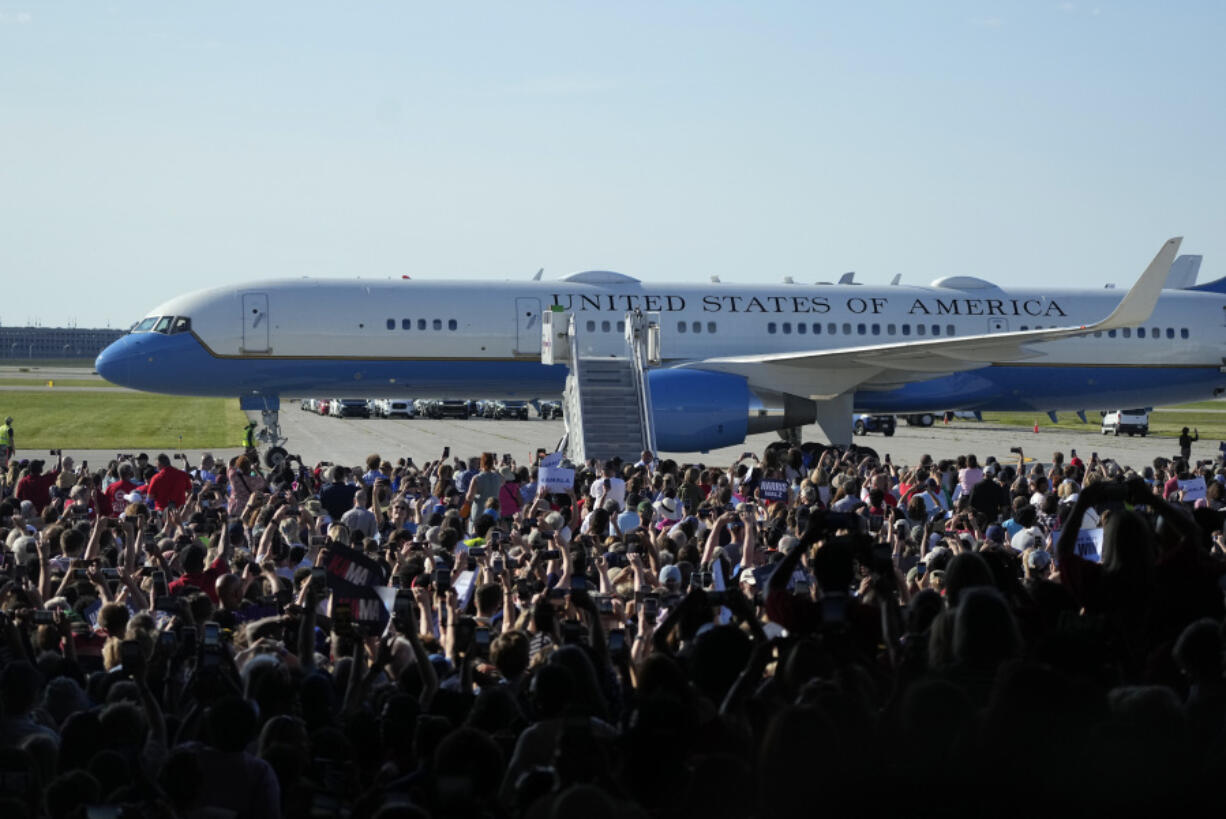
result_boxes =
[0,325,125,360]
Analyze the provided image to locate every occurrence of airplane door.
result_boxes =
[515,297,541,356]
[242,293,271,353]
[987,318,1008,333]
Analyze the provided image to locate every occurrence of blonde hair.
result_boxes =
[102,636,123,671]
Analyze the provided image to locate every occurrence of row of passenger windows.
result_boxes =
[586,320,628,333]
[766,321,957,337]
[386,318,458,331]
[380,315,1192,342]
[1097,327,1188,339]
[1019,324,1190,339]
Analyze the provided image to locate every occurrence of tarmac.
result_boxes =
[3,365,1218,471]
[29,406,1221,473]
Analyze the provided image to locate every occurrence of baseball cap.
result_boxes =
[1026,549,1052,571]
[658,564,682,587]
[984,524,1006,544]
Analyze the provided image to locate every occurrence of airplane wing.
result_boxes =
[684,237,1181,399]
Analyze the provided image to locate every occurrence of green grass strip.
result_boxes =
[0,378,110,387]
[0,391,246,449]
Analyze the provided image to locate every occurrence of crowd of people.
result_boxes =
[2,431,1226,817]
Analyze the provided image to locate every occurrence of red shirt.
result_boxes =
[15,470,59,512]
[147,466,192,510]
[168,555,227,604]
[104,479,140,517]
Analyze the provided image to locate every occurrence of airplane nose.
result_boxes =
[95,338,133,386]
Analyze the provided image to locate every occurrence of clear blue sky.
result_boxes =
[2,1,1223,327]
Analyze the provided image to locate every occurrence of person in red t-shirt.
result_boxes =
[146,454,192,510]
[15,454,62,513]
[168,544,228,604]
[104,462,141,516]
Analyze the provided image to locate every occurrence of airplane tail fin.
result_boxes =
[1166,254,1202,289]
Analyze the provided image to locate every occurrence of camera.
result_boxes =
[561,620,585,645]
[393,590,414,629]
[1009,447,1023,455]
[119,639,143,672]
[180,626,197,657]
[202,621,220,647]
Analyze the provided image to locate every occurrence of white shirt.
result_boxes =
[590,476,626,511]
[341,506,378,540]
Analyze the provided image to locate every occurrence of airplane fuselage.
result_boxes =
[95,271,1226,414]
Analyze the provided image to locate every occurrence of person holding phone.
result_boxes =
[465,453,504,529]
[585,461,623,514]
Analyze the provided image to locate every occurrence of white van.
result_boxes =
[1101,409,1149,437]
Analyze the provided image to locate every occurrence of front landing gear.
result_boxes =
[240,396,288,468]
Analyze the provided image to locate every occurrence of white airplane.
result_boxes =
[95,238,1225,454]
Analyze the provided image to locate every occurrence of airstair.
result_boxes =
[542,309,660,463]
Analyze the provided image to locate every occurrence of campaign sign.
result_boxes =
[1055,528,1104,562]
[1178,477,1207,502]
[324,543,390,625]
[759,480,789,502]
[82,600,102,629]
[540,466,576,492]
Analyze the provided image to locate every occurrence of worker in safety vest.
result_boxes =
[242,421,258,453]
[0,416,13,468]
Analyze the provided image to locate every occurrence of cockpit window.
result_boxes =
[170,317,192,334]
[153,316,173,333]
[132,317,158,333]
